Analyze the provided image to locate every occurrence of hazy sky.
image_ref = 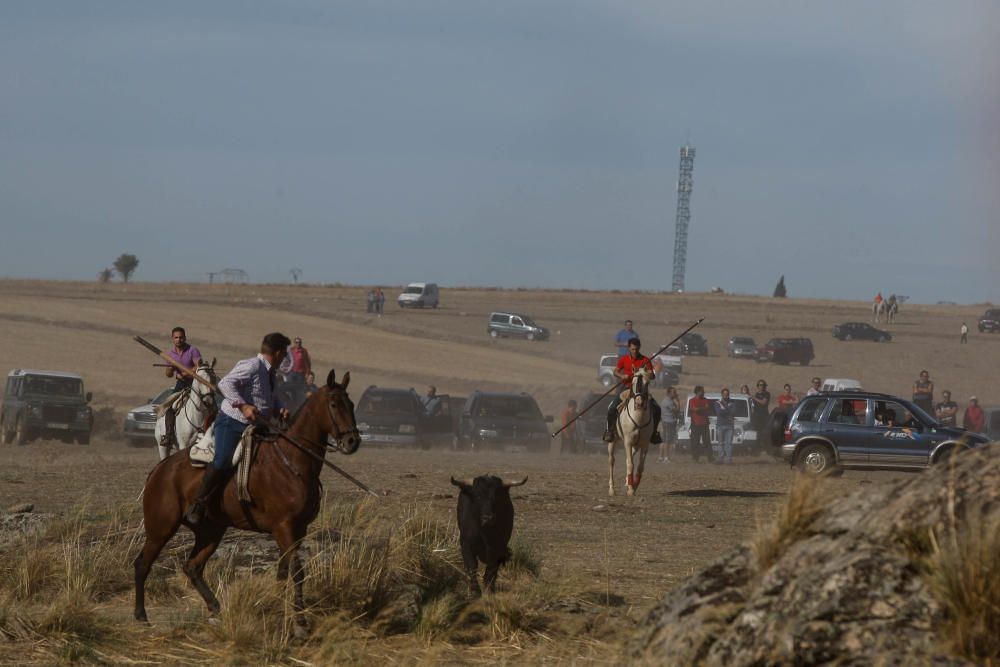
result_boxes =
[2,1,998,303]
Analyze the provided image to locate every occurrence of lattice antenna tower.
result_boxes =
[671,144,696,292]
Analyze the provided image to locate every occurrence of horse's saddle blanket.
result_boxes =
[188,426,251,468]
[617,390,632,413]
[154,390,188,418]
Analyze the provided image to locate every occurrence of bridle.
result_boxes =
[623,372,652,431]
[323,389,360,454]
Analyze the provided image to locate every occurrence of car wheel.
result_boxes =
[844,334,853,341]
[797,443,835,476]
[13,416,29,446]
[767,410,789,448]
[878,335,888,342]
[526,332,535,341]
[489,330,498,339]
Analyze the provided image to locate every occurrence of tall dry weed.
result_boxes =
[752,475,824,572]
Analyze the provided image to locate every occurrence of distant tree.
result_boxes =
[289,268,303,283]
[773,275,787,298]
[113,254,140,283]
[98,267,114,283]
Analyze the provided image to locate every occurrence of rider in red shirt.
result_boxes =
[603,337,662,444]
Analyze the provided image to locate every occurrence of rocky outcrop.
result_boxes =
[629,445,1000,665]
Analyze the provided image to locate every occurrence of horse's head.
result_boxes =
[631,368,652,409]
[192,359,219,409]
[321,369,360,454]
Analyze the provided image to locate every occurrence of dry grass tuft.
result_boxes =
[751,475,824,572]
[507,537,542,579]
[207,570,294,664]
[923,508,1000,663]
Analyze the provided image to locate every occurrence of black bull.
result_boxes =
[450,475,527,595]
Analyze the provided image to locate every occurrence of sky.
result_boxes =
[1,1,998,303]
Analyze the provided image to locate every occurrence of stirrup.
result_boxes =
[184,500,206,526]
[602,429,615,443]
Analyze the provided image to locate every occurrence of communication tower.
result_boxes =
[671,144,696,292]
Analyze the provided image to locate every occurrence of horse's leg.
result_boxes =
[134,522,180,622]
[634,438,650,491]
[182,521,227,615]
[273,522,309,638]
[624,429,637,496]
[483,559,501,593]
[607,439,616,497]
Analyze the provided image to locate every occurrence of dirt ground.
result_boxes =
[0,280,996,662]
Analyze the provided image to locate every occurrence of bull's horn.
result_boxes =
[503,476,528,488]
[450,476,474,487]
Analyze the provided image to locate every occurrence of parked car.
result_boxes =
[597,354,678,388]
[577,391,616,449]
[977,309,1000,333]
[1,369,93,445]
[726,336,757,359]
[397,282,440,309]
[980,406,1000,441]
[821,378,863,392]
[832,322,891,342]
[123,387,176,447]
[756,338,814,365]
[454,391,552,452]
[677,333,709,356]
[773,391,990,476]
[356,386,454,449]
[487,312,550,341]
[677,392,758,456]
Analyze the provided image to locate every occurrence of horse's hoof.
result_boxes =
[207,616,222,627]
[134,612,148,623]
[626,487,635,497]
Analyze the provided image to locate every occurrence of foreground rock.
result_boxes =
[628,446,1000,665]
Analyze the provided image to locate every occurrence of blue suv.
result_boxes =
[772,391,989,476]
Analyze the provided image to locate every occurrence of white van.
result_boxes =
[397,283,440,309]
[676,392,759,455]
[821,378,862,392]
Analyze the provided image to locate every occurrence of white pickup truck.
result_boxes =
[676,392,759,456]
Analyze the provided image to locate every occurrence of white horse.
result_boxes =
[154,360,218,461]
[608,368,655,497]
[886,297,898,324]
[872,299,887,323]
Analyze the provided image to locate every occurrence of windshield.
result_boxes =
[23,375,83,398]
[404,286,424,294]
[520,316,536,326]
[475,396,542,420]
[358,392,419,416]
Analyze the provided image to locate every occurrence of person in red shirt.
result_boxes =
[561,400,581,454]
[687,385,714,463]
[777,384,797,412]
[962,396,985,433]
[603,337,662,444]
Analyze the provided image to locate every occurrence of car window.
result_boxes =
[475,396,542,420]
[872,400,916,428]
[796,398,827,423]
[404,286,423,294]
[23,375,83,397]
[730,399,750,418]
[511,316,524,326]
[490,314,508,324]
[358,392,419,416]
[601,357,616,367]
[828,398,868,426]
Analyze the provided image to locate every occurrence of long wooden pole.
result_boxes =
[133,335,215,390]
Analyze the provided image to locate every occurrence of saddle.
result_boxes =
[189,426,258,503]
[154,389,189,417]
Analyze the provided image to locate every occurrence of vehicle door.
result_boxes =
[489,313,510,336]
[509,315,527,336]
[423,393,454,436]
[869,399,933,466]
[822,397,871,464]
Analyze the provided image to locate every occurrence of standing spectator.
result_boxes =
[367,289,375,313]
[751,380,771,442]
[688,386,714,463]
[614,320,638,357]
[806,377,822,396]
[287,337,311,384]
[377,288,386,316]
[777,384,797,412]
[659,386,681,463]
[739,384,751,396]
[303,371,319,399]
[561,400,581,454]
[422,385,442,416]
[963,396,985,433]
[912,370,934,416]
[714,388,736,464]
[935,390,958,427]
[960,322,969,344]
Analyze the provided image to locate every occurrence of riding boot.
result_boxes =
[161,408,176,448]
[184,466,224,526]
[602,411,617,443]
[650,408,663,444]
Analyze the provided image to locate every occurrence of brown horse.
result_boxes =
[133,369,359,636]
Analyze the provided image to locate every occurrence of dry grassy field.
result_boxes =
[0,280,996,664]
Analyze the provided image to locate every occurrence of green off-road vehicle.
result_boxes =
[1,369,93,445]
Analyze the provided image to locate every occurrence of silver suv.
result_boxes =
[488,312,550,341]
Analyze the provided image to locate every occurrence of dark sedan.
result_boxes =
[832,322,891,342]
